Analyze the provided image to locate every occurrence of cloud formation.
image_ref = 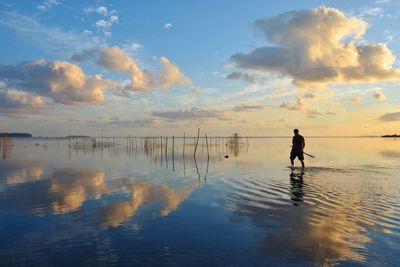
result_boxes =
[306,109,322,118]
[100,181,194,227]
[84,5,118,37]
[378,112,400,121]
[96,46,191,92]
[85,117,160,128]
[95,16,118,37]
[0,90,46,114]
[226,71,256,83]
[372,91,386,100]
[0,60,115,107]
[164,23,172,30]
[280,97,308,111]
[152,107,229,121]
[279,97,323,117]
[232,104,272,112]
[37,0,60,11]
[0,11,97,52]
[231,6,400,88]
[349,96,362,104]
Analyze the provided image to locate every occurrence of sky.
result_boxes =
[0,0,399,137]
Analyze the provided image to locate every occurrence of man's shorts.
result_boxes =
[290,151,304,160]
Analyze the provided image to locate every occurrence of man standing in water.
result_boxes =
[290,129,305,169]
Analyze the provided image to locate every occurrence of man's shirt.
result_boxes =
[292,135,304,152]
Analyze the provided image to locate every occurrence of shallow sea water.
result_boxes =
[0,137,399,266]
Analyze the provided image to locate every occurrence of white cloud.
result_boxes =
[122,42,142,55]
[384,30,394,43]
[359,7,384,17]
[95,19,112,29]
[37,0,60,11]
[85,5,119,37]
[164,23,172,30]
[375,0,391,4]
[94,15,118,37]
[84,6,114,16]
[231,6,400,88]
[96,6,108,16]
[0,11,97,52]
[110,15,118,23]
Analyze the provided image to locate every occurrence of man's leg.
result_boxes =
[291,159,294,166]
[300,160,305,168]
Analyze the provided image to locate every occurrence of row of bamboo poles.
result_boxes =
[67,130,249,157]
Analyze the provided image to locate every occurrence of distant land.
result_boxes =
[381,134,400,138]
[66,135,90,138]
[0,132,32,137]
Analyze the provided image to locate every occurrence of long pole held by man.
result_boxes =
[290,129,305,169]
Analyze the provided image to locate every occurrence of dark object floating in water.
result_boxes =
[224,155,229,158]
[382,134,400,138]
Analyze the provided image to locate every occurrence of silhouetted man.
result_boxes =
[290,129,305,168]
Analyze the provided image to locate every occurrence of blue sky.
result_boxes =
[0,0,400,136]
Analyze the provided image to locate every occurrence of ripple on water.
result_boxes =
[215,165,400,265]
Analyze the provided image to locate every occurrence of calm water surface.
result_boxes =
[0,137,399,266]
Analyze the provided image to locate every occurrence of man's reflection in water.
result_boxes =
[290,170,304,206]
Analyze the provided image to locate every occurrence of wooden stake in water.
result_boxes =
[194,128,200,158]
[183,132,186,157]
[205,132,210,160]
[204,132,210,182]
[172,136,175,171]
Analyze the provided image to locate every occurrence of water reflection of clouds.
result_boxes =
[0,161,47,185]
[49,169,115,214]
[100,181,195,227]
[0,163,116,215]
[0,160,196,226]
[228,171,378,266]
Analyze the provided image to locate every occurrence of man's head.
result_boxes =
[293,129,299,135]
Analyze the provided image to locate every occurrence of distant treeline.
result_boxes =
[67,135,90,138]
[381,134,400,138]
[0,133,32,137]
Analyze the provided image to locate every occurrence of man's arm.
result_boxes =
[302,136,305,150]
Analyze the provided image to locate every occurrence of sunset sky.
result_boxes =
[0,0,399,137]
